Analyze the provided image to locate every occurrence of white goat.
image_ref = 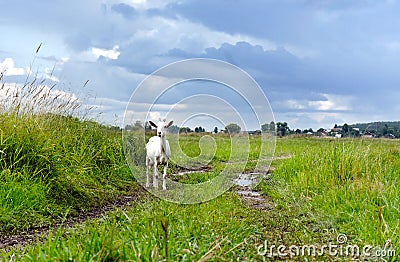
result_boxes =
[145,118,174,190]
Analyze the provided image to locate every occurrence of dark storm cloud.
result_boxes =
[1,0,400,128]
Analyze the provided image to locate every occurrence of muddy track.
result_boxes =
[234,169,275,211]
[0,188,146,251]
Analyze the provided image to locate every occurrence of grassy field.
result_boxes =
[1,121,399,261]
[272,138,400,246]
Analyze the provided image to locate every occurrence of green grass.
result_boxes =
[260,137,400,258]
[1,131,399,260]
[0,179,338,261]
[165,133,271,184]
[0,113,138,234]
[3,193,270,261]
[0,72,138,235]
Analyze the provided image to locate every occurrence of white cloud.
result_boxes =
[92,45,120,60]
[0,58,26,76]
[115,15,276,62]
[173,17,276,53]
[286,99,306,110]
[283,94,354,112]
[44,67,60,82]
[308,93,353,111]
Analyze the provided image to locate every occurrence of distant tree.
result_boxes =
[301,128,314,134]
[269,121,276,132]
[214,126,219,134]
[261,121,276,133]
[295,128,302,134]
[382,124,389,136]
[343,123,349,133]
[168,125,180,134]
[124,124,133,131]
[179,127,192,133]
[145,121,152,131]
[350,128,361,137]
[132,120,143,131]
[126,121,144,131]
[261,123,268,132]
[194,126,205,133]
[276,122,289,136]
[225,123,241,134]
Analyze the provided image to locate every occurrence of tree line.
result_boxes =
[124,120,400,138]
[124,121,242,134]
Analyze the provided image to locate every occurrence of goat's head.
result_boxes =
[149,118,174,137]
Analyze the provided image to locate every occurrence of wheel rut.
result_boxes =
[0,189,145,251]
[233,169,275,211]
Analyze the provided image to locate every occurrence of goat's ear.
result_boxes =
[165,120,174,128]
[149,121,158,128]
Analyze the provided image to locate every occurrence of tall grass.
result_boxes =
[0,68,138,234]
[265,137,399,254]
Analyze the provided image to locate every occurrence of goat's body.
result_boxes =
[146,136,171,162]
[145,119,173,190]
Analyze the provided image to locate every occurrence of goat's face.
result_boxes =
[149,119,174,138]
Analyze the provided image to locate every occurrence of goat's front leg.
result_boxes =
[162,161,168,190]
[153,159,158,189]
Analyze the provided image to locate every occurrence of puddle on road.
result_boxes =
[233,172,264,187]
[233,172,273,210]
[236,190,261,197]
[171,168,275,211]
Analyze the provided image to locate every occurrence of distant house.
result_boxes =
[246,130,262,135]
[384,134,396,139]
[361,131,375,138]
[335,133,342,138]
[331,127,342,133]
[320,130,329,137]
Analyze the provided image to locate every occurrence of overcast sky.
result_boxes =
[1,0,399,130]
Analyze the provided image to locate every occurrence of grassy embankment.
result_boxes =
[0,73,138,236]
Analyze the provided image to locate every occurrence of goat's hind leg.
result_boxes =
[153,159,159,189]
[162,161,168,190]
